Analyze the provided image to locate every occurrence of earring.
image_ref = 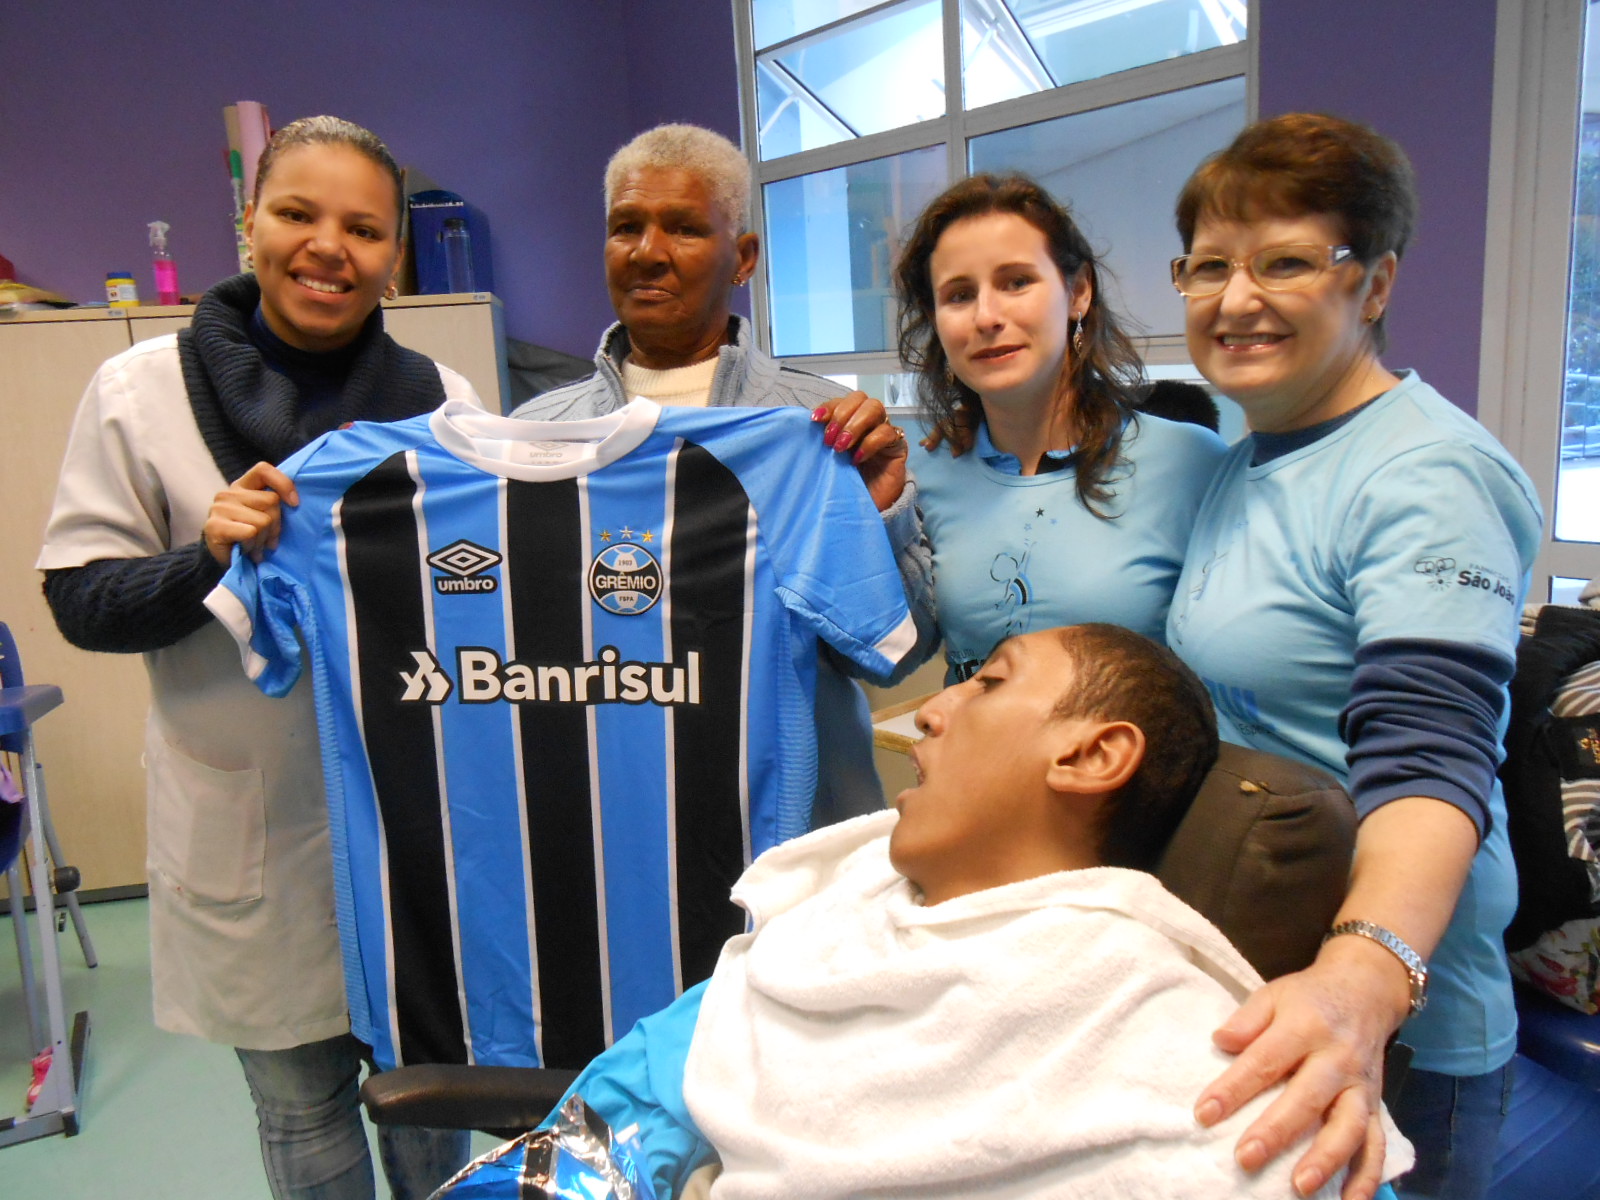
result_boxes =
[1071,315,1085,356]
[384,283,399,301]
[732,273,744,286]
[1365,308,1381,324]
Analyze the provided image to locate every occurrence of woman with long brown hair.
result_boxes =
[895,173,1225,682]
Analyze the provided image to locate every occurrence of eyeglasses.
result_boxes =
[1169,244,1356,297]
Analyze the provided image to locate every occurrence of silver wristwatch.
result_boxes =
[1324,919,1429,1015]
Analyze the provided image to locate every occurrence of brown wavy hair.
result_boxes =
[1175,113,1417,354]
[894,173,1145,516]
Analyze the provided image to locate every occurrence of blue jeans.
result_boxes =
[1388,1062,1514,1200]
[236,1034,471,1200]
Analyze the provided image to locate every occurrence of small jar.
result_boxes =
[105,272,139,307]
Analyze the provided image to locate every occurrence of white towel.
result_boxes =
[683,810,1412,1199]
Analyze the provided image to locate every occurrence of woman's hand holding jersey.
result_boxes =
[810,390,908,513]
[202,461,300,565]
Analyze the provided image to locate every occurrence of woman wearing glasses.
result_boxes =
[893,173,1227,683]
[1166,114,1540,1200]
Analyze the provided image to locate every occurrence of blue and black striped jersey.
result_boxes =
[209,399,915,1071]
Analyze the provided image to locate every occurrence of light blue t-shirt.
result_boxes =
[1167,372,1543,1076]
[909,412,1227,680]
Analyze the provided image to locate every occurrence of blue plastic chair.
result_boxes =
[1492,1053,1600,1196]
[0,621,94,1144]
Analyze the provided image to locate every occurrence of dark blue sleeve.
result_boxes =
[1338,636,1513,837]
[43,542,225,653]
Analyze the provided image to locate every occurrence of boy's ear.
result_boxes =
[1045,720,1144,797]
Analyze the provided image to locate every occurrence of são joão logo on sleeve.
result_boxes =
[1415,554,1516,605]
[588,543,663,615]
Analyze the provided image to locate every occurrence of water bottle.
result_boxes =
[443,219,475,293]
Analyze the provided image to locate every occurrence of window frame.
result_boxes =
[731,0,1259,386]
[1478,0,1597,601]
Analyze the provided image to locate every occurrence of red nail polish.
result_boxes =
[836,430,855,451]
[824,422,840,446]
[853,446,867,464]
[811,406,829,421]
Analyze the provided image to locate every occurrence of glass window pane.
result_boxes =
[963,0,1248,109]
[1559,9,1600,544]
[753,0,888,50]
[968,77,1246,336]
[757,60,857,159]
[755,0,944,161]
[765,146,948,357]
[1551,576,1592,605]
[822,370,922,407]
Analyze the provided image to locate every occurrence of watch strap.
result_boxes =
[1324,919,1429,1015]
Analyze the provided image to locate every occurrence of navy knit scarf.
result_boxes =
[178,273,445,481]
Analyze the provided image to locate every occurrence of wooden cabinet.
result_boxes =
[0,295,506,893]
[379,293,510,412]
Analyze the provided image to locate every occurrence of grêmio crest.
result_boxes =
[588,543,663,615]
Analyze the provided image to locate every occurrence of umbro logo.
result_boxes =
[427,540,501,594]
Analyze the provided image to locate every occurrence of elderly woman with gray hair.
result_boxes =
[515,123,929,824]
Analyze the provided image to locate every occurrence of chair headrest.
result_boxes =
[1157,741,1356,982]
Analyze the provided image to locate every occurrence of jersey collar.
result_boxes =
[429,397,662,480]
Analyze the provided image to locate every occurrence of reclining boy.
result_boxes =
[548,623,1412,1198]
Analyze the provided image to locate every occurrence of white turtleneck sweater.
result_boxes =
[621,356,720,407]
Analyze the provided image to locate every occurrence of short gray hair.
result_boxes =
[604,124,751,233]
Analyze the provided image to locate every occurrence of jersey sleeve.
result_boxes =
[549,981,716,1200]
[1339,440,1540,654]
[1334,441,1538,818]
[747,421,917,679]
[204,554,309,696]
[202,438,332,697]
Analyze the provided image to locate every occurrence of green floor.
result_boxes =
[0,898,494,1197]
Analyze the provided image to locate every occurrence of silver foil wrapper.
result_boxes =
[430,1093,656,1200]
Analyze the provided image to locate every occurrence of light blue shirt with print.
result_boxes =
[1167,371,1543,1075]
[909,412,1226,680]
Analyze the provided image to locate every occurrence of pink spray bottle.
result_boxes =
[148,221,180,305]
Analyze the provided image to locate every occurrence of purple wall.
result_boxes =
[615,0,751,318]
[4,2,1496,376]
[621,0,743,142]
[1258,0,1499,413]
[0,0,741,357]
